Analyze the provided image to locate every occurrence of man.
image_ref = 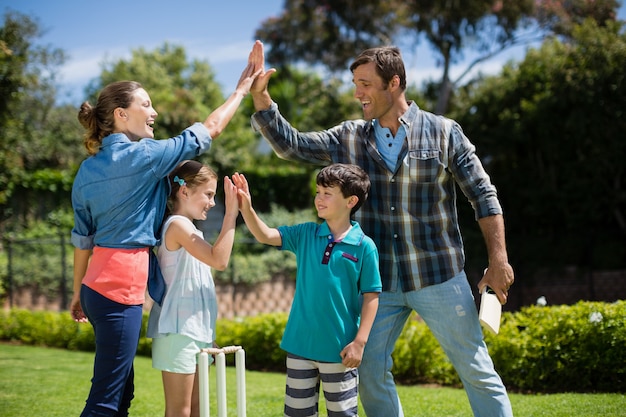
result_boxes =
[249,41,514,417]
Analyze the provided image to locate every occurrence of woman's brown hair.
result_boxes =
[77,81,143,155]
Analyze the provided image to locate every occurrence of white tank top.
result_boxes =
[147,215,218,343]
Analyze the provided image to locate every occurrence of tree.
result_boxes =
[454,19,626,273]
[535,0,620,37]
[0,10,75,231]
[255,0,620,115]
[255,0,400,72]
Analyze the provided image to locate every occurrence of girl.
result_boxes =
[70,42,260,417]
[147,160,238,417]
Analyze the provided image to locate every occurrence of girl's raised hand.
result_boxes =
[222,176,239,215]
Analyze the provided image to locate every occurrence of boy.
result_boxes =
[232,164,381,417]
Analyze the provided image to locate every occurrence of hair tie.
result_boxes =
[173,176,186,187]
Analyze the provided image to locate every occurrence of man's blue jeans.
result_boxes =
[358,271,513,417]
[80,285,143,417]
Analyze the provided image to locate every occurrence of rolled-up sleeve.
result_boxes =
[71,196,95,249]
[252,102,340,165]
[449,125,502,220]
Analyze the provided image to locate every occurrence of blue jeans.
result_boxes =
[80,285,143,417]
[358,272,513,417]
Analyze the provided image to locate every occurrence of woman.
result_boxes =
[70,42,260,417]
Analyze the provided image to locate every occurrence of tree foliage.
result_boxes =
[255,0,401,72]
[255,0,620,114]
[0,10,80,231]
[455,19,626,273]
[3,7,625,280]
[535,0,620,37]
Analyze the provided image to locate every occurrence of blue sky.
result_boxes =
[3,0,285,103]
[3,0,625,104]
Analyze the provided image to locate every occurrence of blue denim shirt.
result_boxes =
[71,123,211,250]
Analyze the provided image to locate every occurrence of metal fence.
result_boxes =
[2,232,624,313]
[2,233,72,310]
[0,231,285,314]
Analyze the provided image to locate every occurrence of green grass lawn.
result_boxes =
[1,343,624,416]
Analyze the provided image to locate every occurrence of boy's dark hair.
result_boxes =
[316,164,371,215]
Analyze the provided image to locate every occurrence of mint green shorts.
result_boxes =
[152,333,212,374]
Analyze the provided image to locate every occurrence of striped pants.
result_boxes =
[284,353,359,417]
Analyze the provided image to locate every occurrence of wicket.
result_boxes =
[198,345,246,417]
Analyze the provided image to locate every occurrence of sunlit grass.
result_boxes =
[1,343,624,416]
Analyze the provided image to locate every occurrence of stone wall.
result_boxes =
[5,275,296,318]
[215,275,294,319]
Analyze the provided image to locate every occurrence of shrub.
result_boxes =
[486,300,626,392]
[0,309,92,349]
[217,313,288,372]
[1,301,624,393]
[393,314,460,386]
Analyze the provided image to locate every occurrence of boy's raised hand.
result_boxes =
[232,172,252,211]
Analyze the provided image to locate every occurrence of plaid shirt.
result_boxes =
[252,101,502,291]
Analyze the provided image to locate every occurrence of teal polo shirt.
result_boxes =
[277,220,382,363]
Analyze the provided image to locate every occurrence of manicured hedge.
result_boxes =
[485,301,626,392]
[1,300,624,393]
